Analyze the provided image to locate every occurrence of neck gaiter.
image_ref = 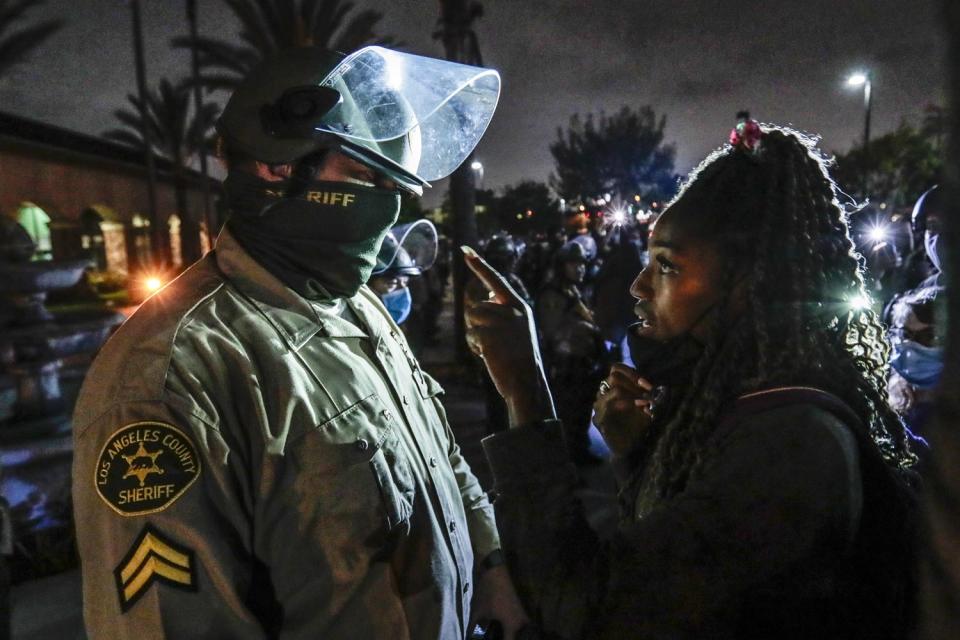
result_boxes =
[224,170,400,299]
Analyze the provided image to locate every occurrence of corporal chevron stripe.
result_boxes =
[114,525,197,612]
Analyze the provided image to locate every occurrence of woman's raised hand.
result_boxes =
[462,246,556,426]
[594,364,654,457]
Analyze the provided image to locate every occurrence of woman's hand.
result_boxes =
[462,246,556,426]
[594,364,654,457]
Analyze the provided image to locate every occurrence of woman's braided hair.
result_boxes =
[637,125,917,512]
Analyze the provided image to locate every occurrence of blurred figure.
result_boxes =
[516,231,553,294]
[473,234,532,435]
[594,225,646,354]
[913,185,944,288]
[483,234,532,305]
[536,241,604,464]
[885,186,945,443]
[369,220,439,329]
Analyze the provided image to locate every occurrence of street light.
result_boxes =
[470,159,484,186]
[846,70,873,194]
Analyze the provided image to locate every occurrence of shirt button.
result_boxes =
[449,521,457,533]
[463,582,470,594]
[381,409,393,421]
[429,457,438,468]
[402,395,410,406]
[355,438,369,451]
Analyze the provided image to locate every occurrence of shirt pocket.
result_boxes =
[291,393,415,538]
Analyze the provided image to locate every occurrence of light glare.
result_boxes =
[847,72,868,87]
[848,294,871,310]
[867,224,888,244]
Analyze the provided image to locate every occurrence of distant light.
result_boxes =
[651,202,659,209]
[634,194,641,202]
[848,294,871,310]
[879,203,887,210]
[867,224,888,244]
[847,72,868,87]
[611,210,626,225]
[579,204,586,212]
[526,210,533,217]
[597,198,606,206]
[470,160,483,171]
[145,277,162,292]
[516,213,523,220]
[604,193,612,201]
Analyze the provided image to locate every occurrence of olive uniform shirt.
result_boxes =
[72,229,499,639]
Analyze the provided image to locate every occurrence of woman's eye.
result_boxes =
[656,258,677,274]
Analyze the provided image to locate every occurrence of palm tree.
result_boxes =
[0,0,63,79]
[104,79,220,264]
[172,0,394,92]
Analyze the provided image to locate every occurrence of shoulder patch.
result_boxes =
[94,421,201,516]
[115,524,197,612]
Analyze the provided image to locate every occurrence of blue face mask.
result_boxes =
[381,287,412,325]
[890,339,944,389]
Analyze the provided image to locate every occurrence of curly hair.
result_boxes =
[636,125,917,513]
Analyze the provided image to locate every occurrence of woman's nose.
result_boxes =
[629,269,650,300]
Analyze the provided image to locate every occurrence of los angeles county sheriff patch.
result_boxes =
[94,422,201,516]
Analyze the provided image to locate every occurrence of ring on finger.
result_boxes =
[598,380,611,396]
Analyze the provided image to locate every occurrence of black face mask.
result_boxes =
[224,170,400,299]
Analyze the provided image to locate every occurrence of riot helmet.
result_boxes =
[372,219,439,278]
[556,241,589,264]
[483,234,519,273]
[217,46,501,196]
[911,185,944,274]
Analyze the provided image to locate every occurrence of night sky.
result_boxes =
[0,0,946,206]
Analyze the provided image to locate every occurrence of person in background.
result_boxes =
[464,121,918,639]
[885,185,945,445]
[468,234,533,436]
[593,224,646,361]
[535,241,605,465]
[483,234,532,306]
[369,220,439,329]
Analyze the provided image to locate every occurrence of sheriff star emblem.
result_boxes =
[115,525,196,612]
[95,422,201,516]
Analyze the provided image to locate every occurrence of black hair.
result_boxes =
[637,126,917,511]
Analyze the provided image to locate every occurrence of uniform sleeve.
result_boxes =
[426,377,501,566]
[483,407,862,639]
[72,398,266,640]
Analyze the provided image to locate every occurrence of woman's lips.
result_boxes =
[633,303,654,330]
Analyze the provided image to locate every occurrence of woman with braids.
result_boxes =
[461,120,919,640]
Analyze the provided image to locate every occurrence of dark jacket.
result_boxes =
[483,389,916,639]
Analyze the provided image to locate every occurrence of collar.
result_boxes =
[214,228,367,348]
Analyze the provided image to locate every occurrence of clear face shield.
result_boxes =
[372,219,439,277]
[316,47,501,194]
